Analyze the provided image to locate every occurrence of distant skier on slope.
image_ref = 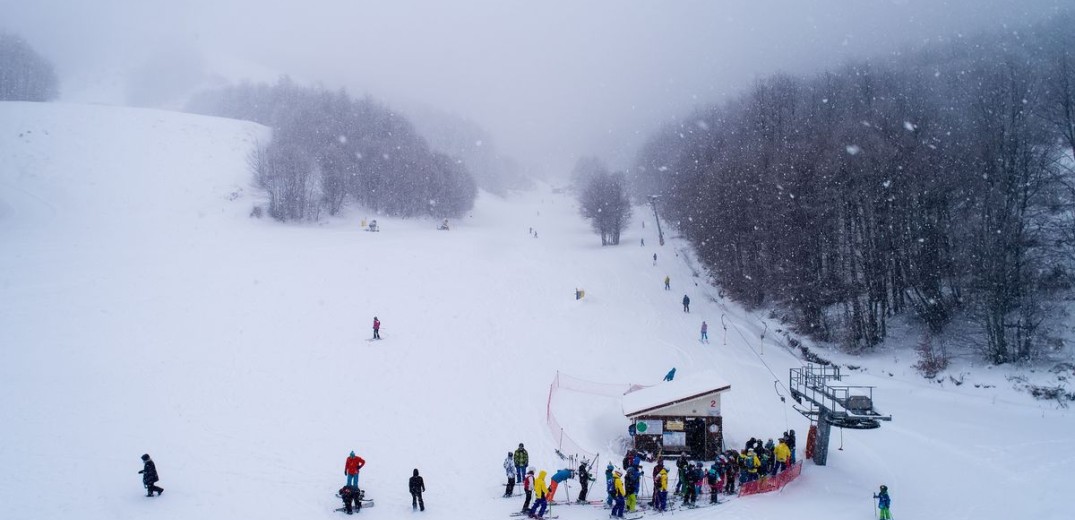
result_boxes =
[701,321,708,342]
[138,454,164,497]
[664,275,670,290]
[682,294,690,312]
[372,317,381,340]
[663,367,676,381]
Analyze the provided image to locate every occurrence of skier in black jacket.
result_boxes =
[409,468,426,511]
[577,462,592,502]
[338,485,360,514]
[138,454,164,497]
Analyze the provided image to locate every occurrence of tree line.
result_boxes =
[0,32,58,102]
[632,14,1075,363]
[188,78,477,222]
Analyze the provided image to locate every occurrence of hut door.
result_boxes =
[685,418,706,459]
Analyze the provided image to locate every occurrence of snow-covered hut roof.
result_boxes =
[622,370,731,418]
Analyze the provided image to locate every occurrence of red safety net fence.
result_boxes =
[546,371,646,462]
[737,461,803,497]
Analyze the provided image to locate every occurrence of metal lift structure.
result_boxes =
[789,364,892,465]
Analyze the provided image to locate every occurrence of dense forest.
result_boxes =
[633,14,1075,363]
[189,78,477,222]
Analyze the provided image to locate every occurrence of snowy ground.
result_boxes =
[1,101,1070,520]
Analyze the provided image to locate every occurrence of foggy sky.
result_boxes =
[2,0,1067,176]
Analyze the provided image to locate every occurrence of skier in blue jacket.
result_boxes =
[874,485,891,519]
[546,468,574,501]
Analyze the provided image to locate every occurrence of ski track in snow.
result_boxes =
[1,101,1071,520]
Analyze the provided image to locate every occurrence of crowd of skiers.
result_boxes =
[493,430,801,519]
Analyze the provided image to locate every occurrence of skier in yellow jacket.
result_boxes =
[655,467,669,511]
[610,469,626,518]
[773,439,791,474]
[528,470,549,518]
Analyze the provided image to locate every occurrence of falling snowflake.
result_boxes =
[846,145,862,155]
[903,121,916,132]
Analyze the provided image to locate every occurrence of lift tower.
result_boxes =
[789,364,892,466]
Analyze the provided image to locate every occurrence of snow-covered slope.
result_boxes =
[1,101,1068,520]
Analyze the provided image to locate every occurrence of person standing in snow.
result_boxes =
[874,485,892,520]
[138,454,164,497]
[653,253,657,266]
[706,465,721,504]
[682,294,691,312]
[372,317,381,339]
[773,438,791,474]
[664,275,670,290]
[504,452,517,497]
[624,464,640,512]
[529,470,549,518]
[701,321,709,342]
[345,451,366,488]
[521,469,535,513]
[787,430,797,464]
[409,468,426,511]
[577,461,592,502]
[605,463,615,507]
[514,443,529,483]
[610,469,626,518]
[655,466,669,512]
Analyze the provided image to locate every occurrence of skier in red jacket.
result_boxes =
[345,451,366,487]
[372,317,381,339]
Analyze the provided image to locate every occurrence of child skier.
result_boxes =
[605,463,615,507]
[529,470,548,518]
[610,469,626,518]
[521,468,534,513]
[874,485,892,519]
[409,469,425,511]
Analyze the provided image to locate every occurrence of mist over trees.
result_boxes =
[633,14,1075,363]
[575,157,632,246]
[0,33,58,102]
[406,107,533,196]
[188,78,477,222]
